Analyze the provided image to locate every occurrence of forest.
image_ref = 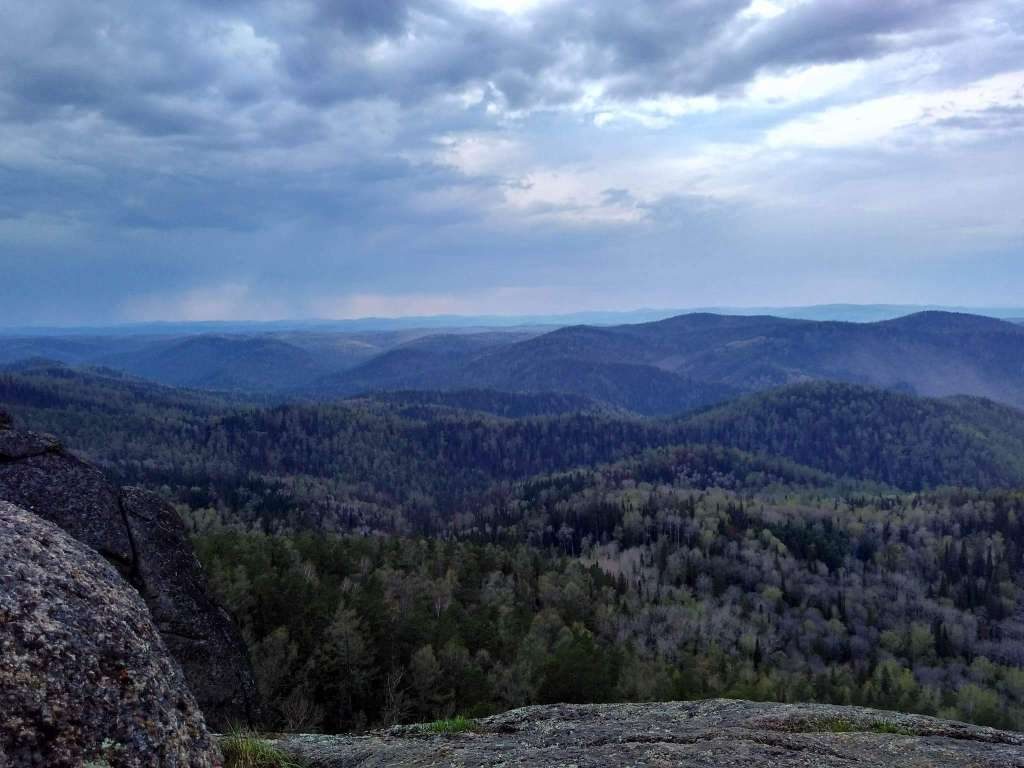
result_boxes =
[192,486,1024,732]
[2,365,1024,731]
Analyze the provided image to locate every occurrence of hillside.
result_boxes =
[678,382,1024,490]
[320,333,532,394]
[5,371,1024,536]
[320,311,1024,415]
[94,335,334,391]
[4,368,1024,734]
[0,334,155,366]
[354,389,615,418]
[5,312,1024,412]
[197,482,1024,732]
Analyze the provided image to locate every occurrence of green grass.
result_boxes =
[423,716,478,735]
[220,729,303,768]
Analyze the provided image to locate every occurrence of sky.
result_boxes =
[1,0,1022,325]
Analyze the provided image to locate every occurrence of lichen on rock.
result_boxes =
[0,501,221,768]
[274,700,1024,767]
[0,415,258,729]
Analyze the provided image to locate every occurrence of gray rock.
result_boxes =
[275,700,1024,767]
[0,417,258,728]
[0,501,221,768]
[0,442,134,563]
[121,486,258,726]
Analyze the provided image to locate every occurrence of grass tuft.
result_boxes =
[423,715,478,735]
[220,728,303,768]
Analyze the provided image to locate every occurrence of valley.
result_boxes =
[3,310,1024,736]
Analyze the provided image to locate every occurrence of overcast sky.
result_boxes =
[1,0,1022,324]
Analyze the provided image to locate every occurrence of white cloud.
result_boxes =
[745,61,867,105]
[436,133,527,176]
[765,70,1024,148]
[458,0,553,16]
[740,0,807,21]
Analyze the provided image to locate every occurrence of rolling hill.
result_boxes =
[677,381,1024,490]
[6,311,1023,411]
[6,369,1024,505]
[352,389,616,418]
[94,335,332,392]
[0,327,544,394]
[319,311,1024,415]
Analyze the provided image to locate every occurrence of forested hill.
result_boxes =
[352,389,617,419]
[7,311,1024,416]
[4,366,1024,733]
[678,382,1024,491]
[319,311,1024,413]
[4,369,1024,537]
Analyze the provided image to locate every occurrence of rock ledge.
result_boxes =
[275,699,1024,767]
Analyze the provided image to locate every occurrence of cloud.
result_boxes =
[0,0,1022,324]
[765,70,1024,148]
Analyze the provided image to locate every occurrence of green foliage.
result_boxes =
[193,481,1024,734]
[422,716,477,734]
[220,729,302,768]
[5,368,1024,735]
[680,382,1024,490]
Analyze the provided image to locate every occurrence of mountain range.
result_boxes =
[4,304,1023,336]
[318,311,1024,414]
[3,311,1024,415]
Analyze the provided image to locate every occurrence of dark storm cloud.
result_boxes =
[274,0,977,108]
[693,0,972,93]
[316,0,413,37]
[0,0,990,140]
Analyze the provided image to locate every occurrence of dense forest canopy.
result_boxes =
[194,487,1024,732]
[2,365,1024,732]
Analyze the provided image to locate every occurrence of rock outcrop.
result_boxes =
[0,411,257,728]
[275,700,1024,767]
[0,501,220,767]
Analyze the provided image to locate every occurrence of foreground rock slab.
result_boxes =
[0,501,220,768]
[0,412,258,728]
[276,700,1024,767]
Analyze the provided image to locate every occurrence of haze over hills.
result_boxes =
[3,304,1024,336]
[320,311,1024,414]
[3,310,1024,416]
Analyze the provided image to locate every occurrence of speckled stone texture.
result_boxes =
[275,700,1024,767]
[0,501,220,768]
[0,415,258,728]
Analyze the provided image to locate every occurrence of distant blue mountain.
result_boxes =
[5,310,1024,415]
[3,304,1023,336]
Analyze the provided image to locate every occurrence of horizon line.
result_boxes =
[3,303,1024,335]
